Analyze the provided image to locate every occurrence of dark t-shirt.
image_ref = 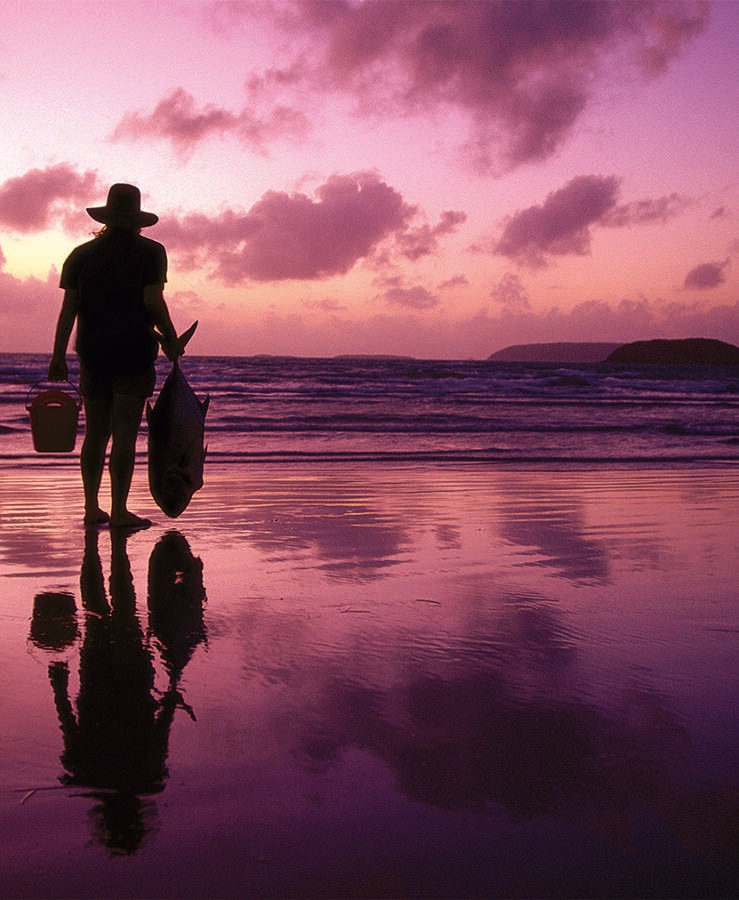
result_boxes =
[60,231,167,376]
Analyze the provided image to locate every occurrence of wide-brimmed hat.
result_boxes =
[86,183,158,228]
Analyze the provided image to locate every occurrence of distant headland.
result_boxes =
[489,338,739,365]
[488,342,621,363]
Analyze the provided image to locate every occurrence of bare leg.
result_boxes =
[80,395,112,525]
[109,393,150,529]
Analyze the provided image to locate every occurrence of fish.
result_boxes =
[146,322,209,518]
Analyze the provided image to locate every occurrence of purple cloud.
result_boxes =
[496,175,620,266]
[491,272,531,311]
[603,193,687,227]
[382,284,438,310]
[112,88,236,146]
[112,87,309,154]
[154,209,258,271]
[439,274,469,290]
[289,0,708,168]
[397,210,467,261]
[0,165,99,232]
[158,172,413,283]
[683,260,729,290]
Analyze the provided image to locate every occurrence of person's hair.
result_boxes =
[93,224,141,238]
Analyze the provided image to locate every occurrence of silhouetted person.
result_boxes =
[49,183,183,529]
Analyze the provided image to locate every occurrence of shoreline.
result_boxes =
[3,458,739,540]
[4,452,739,467]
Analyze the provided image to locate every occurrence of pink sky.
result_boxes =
[0,0,736,358]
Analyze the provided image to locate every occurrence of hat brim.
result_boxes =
[86,207,159,228]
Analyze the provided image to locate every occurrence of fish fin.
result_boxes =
[154,321,198,351]
[200,395,210,416]
[179,321,198,348]
[145,401,152,424]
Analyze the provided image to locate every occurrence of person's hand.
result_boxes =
[48,357,68,381]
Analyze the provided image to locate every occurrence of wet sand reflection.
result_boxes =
[5,465,736,896]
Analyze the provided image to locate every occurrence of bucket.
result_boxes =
[26,382,81,453]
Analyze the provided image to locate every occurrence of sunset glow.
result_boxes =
[0,0,736,358]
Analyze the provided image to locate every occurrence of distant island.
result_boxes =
[488,338,739,365]
[606,338,739,365]
[332,354,416,361]
[488,342,621,363]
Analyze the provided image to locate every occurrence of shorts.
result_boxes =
[79,363,156,400]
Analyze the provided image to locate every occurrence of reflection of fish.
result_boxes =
[147,530,207,683]
[146,323,209,518]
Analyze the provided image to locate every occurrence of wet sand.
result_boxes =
[1,462,737,898]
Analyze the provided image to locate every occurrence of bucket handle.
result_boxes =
[25,379,81,411]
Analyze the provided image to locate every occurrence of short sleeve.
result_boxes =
[59,248,80,290]
[144,240,167,287]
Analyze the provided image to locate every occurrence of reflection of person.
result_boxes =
[48,529,170,854]
[48,184,183,529]
[45,528,205,855]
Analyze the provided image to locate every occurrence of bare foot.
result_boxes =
[110,512,152,530]
[84,508,110,526]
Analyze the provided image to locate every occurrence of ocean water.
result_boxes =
[3,352,739,464]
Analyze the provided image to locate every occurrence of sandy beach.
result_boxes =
[1,460,737,898]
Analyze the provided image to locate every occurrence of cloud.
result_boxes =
[495,177,693,267]
[496,175,620,266]
[373,273,439,310]
[166,288,215,320]
[382,284,439,310]
[112,87,237,149]
[439,274,469,290]
[683,260,729,289]
[109,3,709,168]
[158,172,413,282]
[0,165,99,232]
[305,297,348,313]
[165,294,739,360]
[287,0,709,169]
[397,210,467,261]
[0,266,60,350]
[603,193,688,227]
[111,87,309,155]
[153,209,256,271]
[491,272,531,311]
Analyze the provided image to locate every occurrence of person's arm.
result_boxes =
[143,284,183,362]
[48,289,80,381]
